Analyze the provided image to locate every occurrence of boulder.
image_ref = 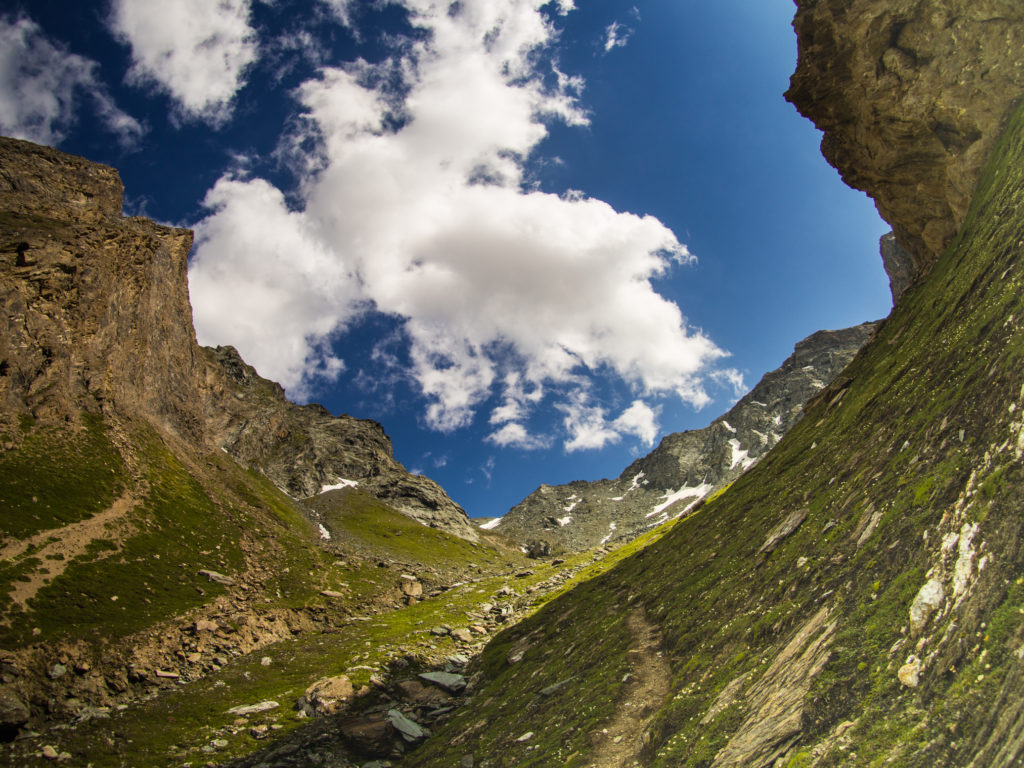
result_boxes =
[302,674,355,716]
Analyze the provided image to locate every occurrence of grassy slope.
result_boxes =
[411,101,1024,768]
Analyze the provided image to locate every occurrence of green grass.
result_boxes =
[0,412,125,540]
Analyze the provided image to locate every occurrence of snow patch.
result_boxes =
[479,517,502,530]
[564,496,580,513]
[599,522,618,546]
[648,482,714,518]
[721,420,736,433]
[728,439,756,471]
[321,478,359,493]
[318,523,331,541]
[557,516,572,527]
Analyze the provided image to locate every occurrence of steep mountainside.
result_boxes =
[0,134,472,541]
[492,322,877,554]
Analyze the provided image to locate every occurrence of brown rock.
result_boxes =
[303,674,355,715]
[339,712,395,757]
[400,579,423,597]
[394,679,450,706]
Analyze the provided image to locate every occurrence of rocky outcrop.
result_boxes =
[879,231,916,304]
[203,345,477,540]
[492,321,877,553]
[786,0,1024,274]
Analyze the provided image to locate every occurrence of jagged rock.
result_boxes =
[898,655,922,688]
[757,509,810,554]
[227,700,279,716]
[786,0,1024,271]
[394,680,450,707]
[494,322,877,553]
[400,579,423,598]
[339,713,395,757]
[388,709,429,742]
[880,231,916,304]
[198,569,235,586]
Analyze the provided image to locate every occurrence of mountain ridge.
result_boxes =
[491,320,878,554]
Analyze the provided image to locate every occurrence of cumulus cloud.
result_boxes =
[189,176,361,397]
[561,396,659,453]
[487,422,551,450]
[0,15,143,147]
[109,0,258,124]
[189,0,728,441]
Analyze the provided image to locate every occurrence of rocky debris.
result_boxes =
[786,0,1024,271]
[495,322,877,553]
[301,674,355,716]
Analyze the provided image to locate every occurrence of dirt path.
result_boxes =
[588,608,671,768]
[1,490,140,609]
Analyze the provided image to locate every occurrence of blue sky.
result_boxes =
[0,0,891,519]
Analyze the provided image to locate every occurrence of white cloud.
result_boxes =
[603,21,630,52]
[109,0,258,124]
[560,396,660,452]
[487,422,551,450]
[0,15,143,147]
[189,0,729,438]
[189,176,361,398]
[712,368,747,398]
[613,400,660,446]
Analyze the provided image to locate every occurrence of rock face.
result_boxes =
[879,231,916,304]
[493,321,877,553]
[786,0,1024,274]
[0,135,472,541]
[0,137,205,442]
[202,346,477,540]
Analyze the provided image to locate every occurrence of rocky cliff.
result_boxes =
[0,134,473,542]
[786,0,1024,275]
[0,138,205,443]
[492,321,877,554]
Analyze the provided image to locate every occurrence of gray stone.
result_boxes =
[418,671,467,693]
[198,569,235,586]
[388,709,429,742]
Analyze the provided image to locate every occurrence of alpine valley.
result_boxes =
[2,1,1024,767]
